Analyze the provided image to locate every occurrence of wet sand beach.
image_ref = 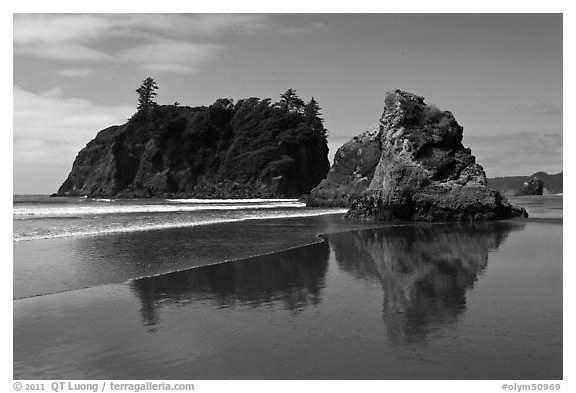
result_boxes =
[13,198,562,379]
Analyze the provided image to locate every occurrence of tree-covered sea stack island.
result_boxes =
[57,78,330,199]
[57,79,527,221]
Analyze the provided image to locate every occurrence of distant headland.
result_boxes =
[487,172,563,196]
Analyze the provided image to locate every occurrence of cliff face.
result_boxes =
[57,99,329,198]
[343,90,527,221]
[307,127,381,207]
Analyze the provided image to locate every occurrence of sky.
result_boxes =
[13,13,563,194]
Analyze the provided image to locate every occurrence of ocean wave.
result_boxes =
[13,209,348,242]
[13,201,306,218]
[166,198,300,204]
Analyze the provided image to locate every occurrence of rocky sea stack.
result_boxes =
[57,94,329,198]
[310,90,527,221]
[516,177,544,196]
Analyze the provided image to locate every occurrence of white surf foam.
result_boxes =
[13,209,348,242]
[166,198,300,204]
[13,201,306,218]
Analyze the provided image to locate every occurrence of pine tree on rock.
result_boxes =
[305,97,327,138]
[136,77,159,114]
[279,88,305,113]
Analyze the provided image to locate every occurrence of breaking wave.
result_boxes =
[13,208,348,242]
[14,200,306,218]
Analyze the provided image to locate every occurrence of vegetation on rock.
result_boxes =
[57,84,329,198]
[135,77,159,115]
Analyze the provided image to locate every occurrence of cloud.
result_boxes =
[14,14,270,44]
[14,86,133,145]
[117,41,223,74]
[13,14,269,64]
[510,100,563,117]
[56,68,94,77]
[14,14,113,61]
[36,87,64,98]
[15,44,113,61]
[13,14,113,45]
[120,14,270,37]
[273,20,327,34]
[13,86,134,192]
[13,14,264,74]
[533,101,563,116]
[17,38,222,72]
[463,132,563,177]
[180,14,269,35]
[13,14,323,74]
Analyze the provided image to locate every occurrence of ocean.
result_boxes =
[13,195,562,379]
[13,195,348,242]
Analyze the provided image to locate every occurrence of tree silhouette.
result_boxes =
[279,88,305,113]
[305,97,327,138]
[136,77,158,113]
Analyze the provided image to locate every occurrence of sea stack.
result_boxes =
[516,177,544,196]
[334,90,527,221]
[56,96,330,199]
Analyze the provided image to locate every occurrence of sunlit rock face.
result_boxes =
[325,221,525,342]
[307,127,382,207]
[344,90,527,221]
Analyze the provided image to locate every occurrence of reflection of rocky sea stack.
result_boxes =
[312,90,527,220]
[131,241,330,327]
[326,222,525,342]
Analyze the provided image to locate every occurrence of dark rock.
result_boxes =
[344,90,528,221]
[307,126,381,207]
[515,177,544,196]
[57,100,330,198]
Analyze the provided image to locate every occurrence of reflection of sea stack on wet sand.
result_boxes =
[131,241,330,326]
[326,222,525,342]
